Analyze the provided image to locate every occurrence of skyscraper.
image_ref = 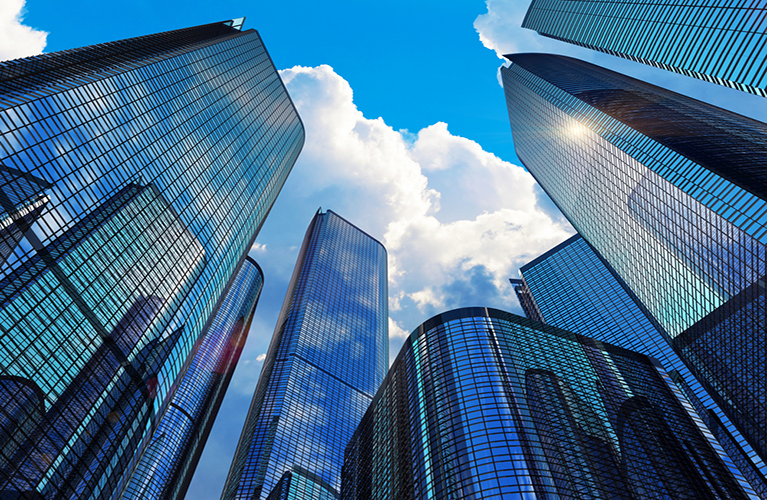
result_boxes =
[515,234,767,497]
[502,52,767,466]
[124,257,265,500]
[522,0,767,97]
[221,210,388,500]
[0,19,304,499]
[342,307,752,499]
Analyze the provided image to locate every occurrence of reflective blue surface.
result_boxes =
[523,0,767,98]
[0,20,304,499]
[517,234,765,497]
[503,53,767,468]
[342,307,749,499]
[222,210,388,500]
[124,257,264,500]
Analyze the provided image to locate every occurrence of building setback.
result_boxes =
[515,234,766,497]
[501,52,767,469]
[522,0,767,97]
[0,19,304,499]
[221,210,388,500]
[342,307,751,499]
[124,257,265,500]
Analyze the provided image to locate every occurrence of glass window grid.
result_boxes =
[502,55,767,482]
[518,234,766,496]
[521,0,767,97]
[0,23,304,499]
[342,308,749,499]
[222,211,388,500]
[123,258,264,500]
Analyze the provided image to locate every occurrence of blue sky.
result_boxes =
[5,0,767,497]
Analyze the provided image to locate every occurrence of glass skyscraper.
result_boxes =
[502,52,767,470]
[522,0,767,97]
[221,210,388,500]
[0,20,304,499]
[515,234,767,497]
[124,257,264,500]
[342,307,751,499]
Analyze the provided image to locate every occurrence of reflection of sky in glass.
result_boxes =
[342,308,750,499]
[0,21,304,497]
[503,54,767,472]
[223,210,387,500]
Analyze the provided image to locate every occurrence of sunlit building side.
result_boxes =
[502,52,767,472]
[341,307,750,499]
[221,210,388,500]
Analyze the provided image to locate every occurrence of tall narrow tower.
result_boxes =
[124,257,265,500]
[0,20,304,499]
[222,210,388,500]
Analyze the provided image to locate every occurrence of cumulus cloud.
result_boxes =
[473,0,603,85]
[0,0,46,61]
[473,0,544,59]
[255,353,266,362]
[280,65,573,354]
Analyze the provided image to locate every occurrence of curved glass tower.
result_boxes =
[522,0,767,97]
[342,307,750,499]
[0,20,304,499]
[502,52,767,468]
[222,210,388,500]
[124,257,265,500]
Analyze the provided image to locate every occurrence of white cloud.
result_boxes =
[255,353,266,362]
[473,0,605,85]
[250,242,267,254]
[279,64,573,354]
[0,0,46,61]
[474,0,543,59]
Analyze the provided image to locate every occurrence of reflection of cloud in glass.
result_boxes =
[223,210,387,499]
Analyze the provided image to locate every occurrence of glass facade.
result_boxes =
[342,307,750,499]
[516,233,766,497]
[221,210,388,500]
[502,53,767,468]
[0,20,304,499]
[522,0,767,97]
[123,257,265,500]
